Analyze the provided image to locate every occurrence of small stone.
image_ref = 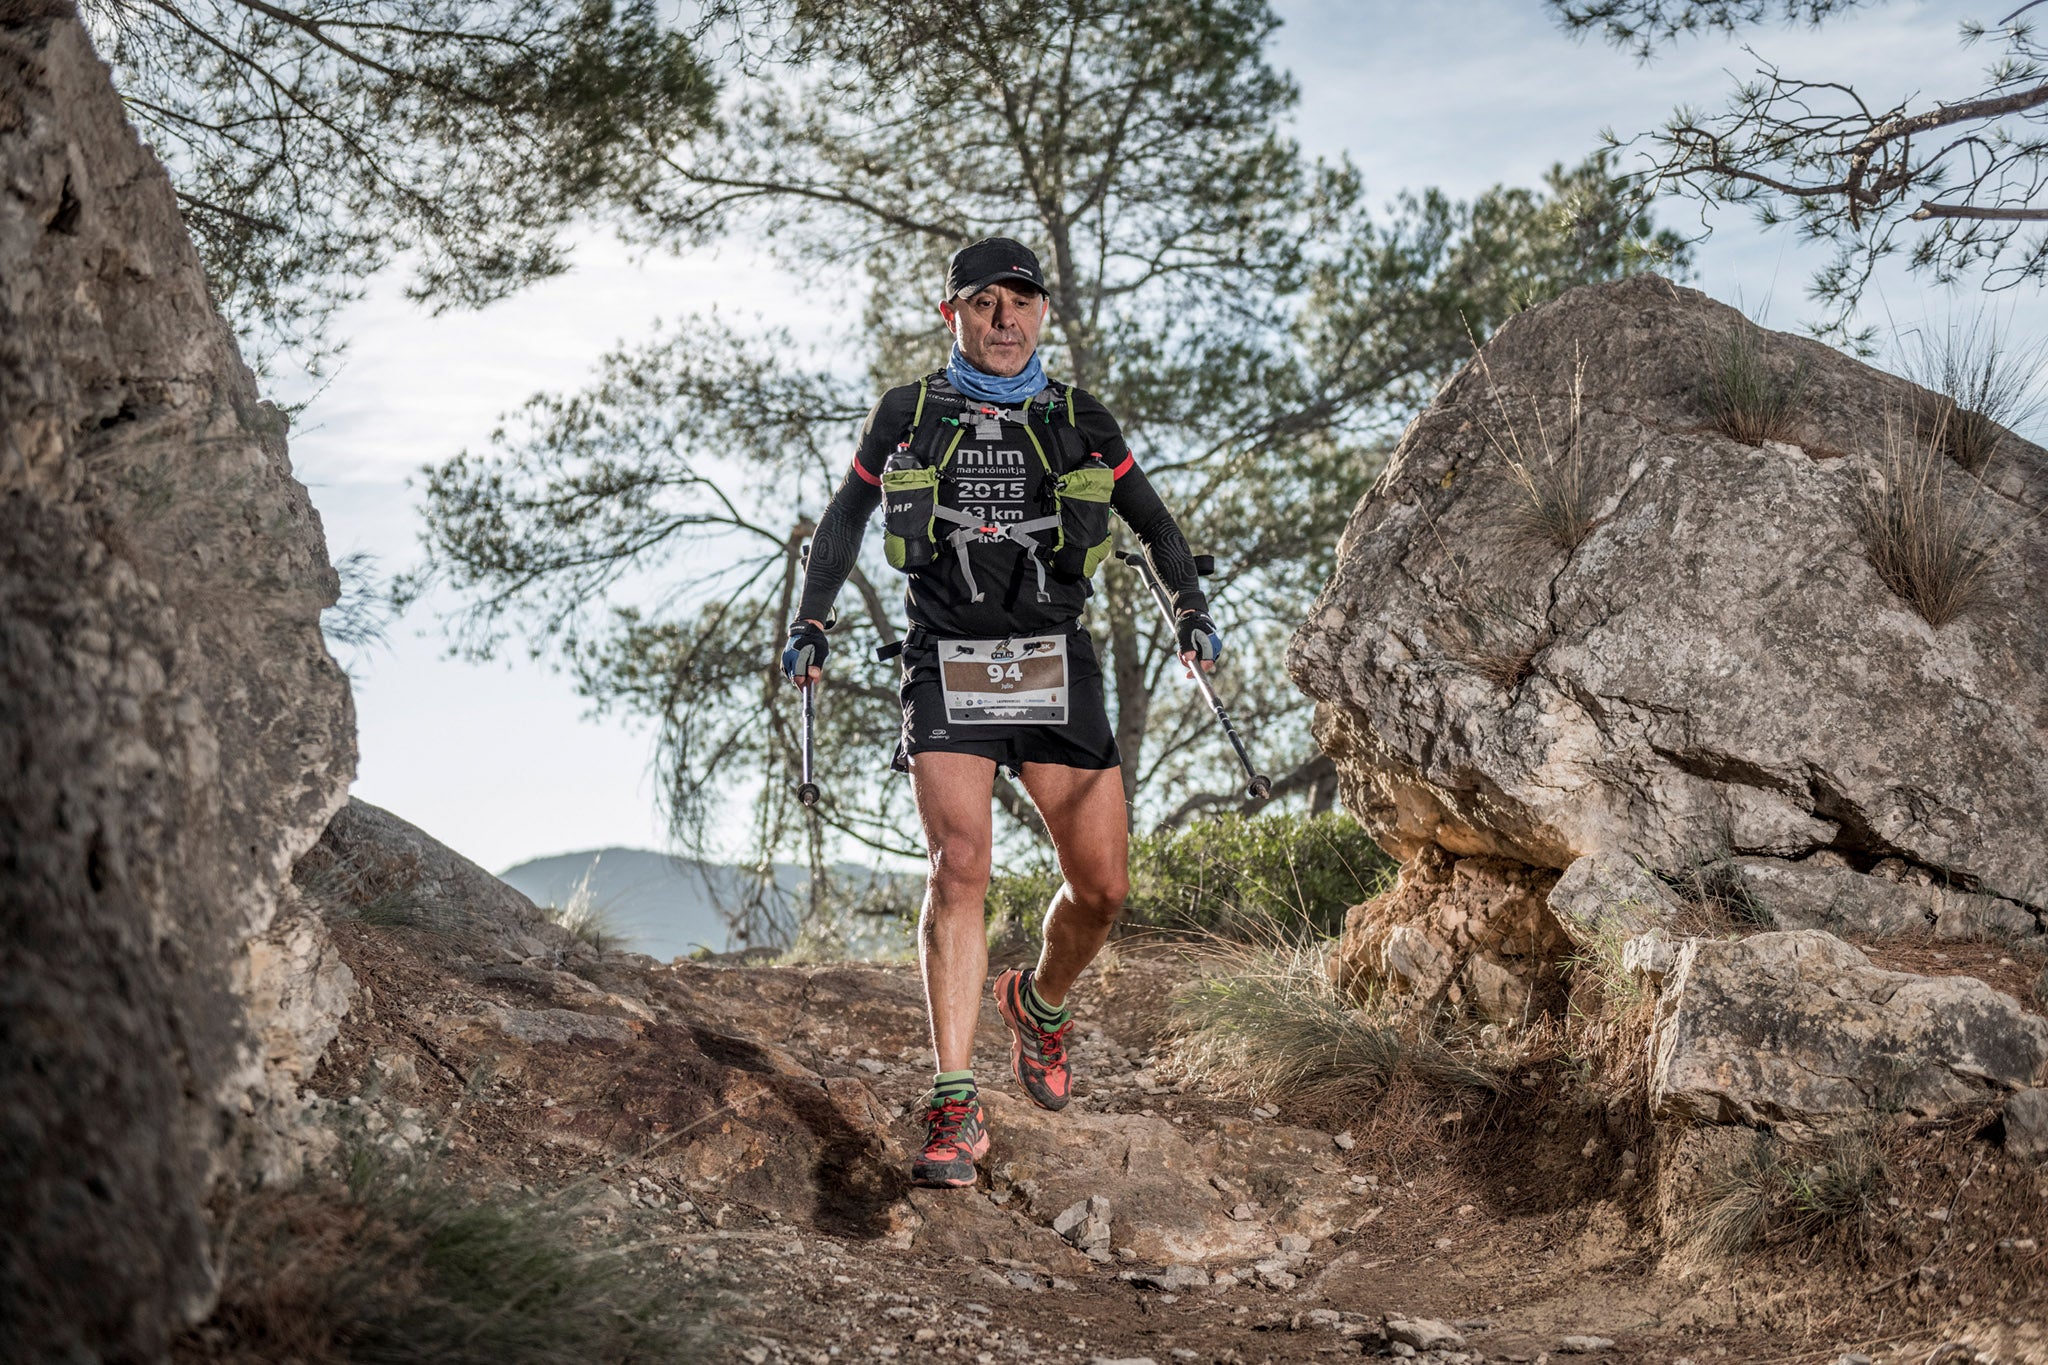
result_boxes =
[1384,1317,1466,1352]
[1229,1202,1255,1221]
[1834,1355,1874,1365]
[856,1058,886,1074]
[743,1349,770,1365]
[1333,1131,1356,1150]
[1114,1246,1137,1262]
[1086,1359,1157,1365]
[1277,1234,1312,1255]
[1053,1199,1090,1238]
[1210,1271,1239,1289]
[1390,1345,1416,1360]
[1556,1336,1615,1354]
[1434,1237,1453,1250]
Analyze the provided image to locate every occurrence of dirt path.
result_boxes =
[296,925,2039,1365]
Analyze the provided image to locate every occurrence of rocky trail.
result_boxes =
[228,812,2046,1365]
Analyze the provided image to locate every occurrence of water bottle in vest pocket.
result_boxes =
[1048,454,1115,579]
[881,446,939,571]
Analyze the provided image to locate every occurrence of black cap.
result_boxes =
[945,237,1048,299]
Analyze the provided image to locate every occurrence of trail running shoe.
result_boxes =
[910,1094,989,1188]
[993,966,1073,1111]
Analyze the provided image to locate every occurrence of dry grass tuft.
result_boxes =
[1682,1126,1892,1263]
[1169,935,1503,1124]
[176,1147,699,1363]
[541,856,626,952]
[1901,312,2046,473]
[1700,315,1810,446]
[1658,852,1772,929]
[1465,334,1600,553]
[1858,409,2022,628]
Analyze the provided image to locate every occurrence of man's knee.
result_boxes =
[926,839,992,907]
[1064,867,1128,922]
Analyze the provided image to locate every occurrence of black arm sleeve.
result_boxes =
[1112,463,1209,617]
[795,465,879,625]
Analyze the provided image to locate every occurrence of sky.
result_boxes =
[279,0,2041,875]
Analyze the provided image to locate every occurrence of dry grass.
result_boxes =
[1858,409,2023,628]
[1464,331,1601,552]
[1657,852,1772,928]
[1427,521,1554,691]
[1682,1126,1892,1263]
[1901,312,2046,473]
[541,856,626,952]
[1701,315,1810,446]
[175,1147,699,1363]
[1169,936,1503,1123]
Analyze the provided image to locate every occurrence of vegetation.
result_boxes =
[1658,852,1773,927]
[1858,411,2012,629]
[1170,936,1502,1118]
[1901,311,2047,473]
[80,0,718,374]
[987,811,1395,946]
[398,0,1690,937]
[1552,0,2048,345]
[178,1148,698,1363]
[1700,316,1810,447]
[539,857,626,952]
[1682,1125,1892,1261]
[1474,342,1601,553]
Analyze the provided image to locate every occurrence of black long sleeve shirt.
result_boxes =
[797,376,1208,638]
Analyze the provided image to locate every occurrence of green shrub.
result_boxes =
[987,811,1395,945]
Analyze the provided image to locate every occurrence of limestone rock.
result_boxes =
[294,798,578,961]
[1385,1316,1465,1351]
[1650,931,2048,1125]
[1332,845,1570,1022]
[1726,857,2042,944]
[1289,274,2048,914]
[2006,1088,2048,1162]
[1,11,353,1357]
[1548,852,1686,948]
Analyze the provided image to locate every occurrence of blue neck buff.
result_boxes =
[945,344,1047,406]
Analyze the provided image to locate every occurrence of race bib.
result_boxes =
[939,634,1069,725]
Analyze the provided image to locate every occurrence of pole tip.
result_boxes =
[1246,775,1272,801]
[796,782,821,807]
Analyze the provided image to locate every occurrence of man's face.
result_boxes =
[941,281,1048,377]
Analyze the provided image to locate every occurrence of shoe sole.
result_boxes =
[994,969,1070,1112]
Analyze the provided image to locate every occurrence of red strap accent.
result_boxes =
[852,457,882,487]
[1111,451,1136,480]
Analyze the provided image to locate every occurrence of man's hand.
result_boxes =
[1175,610,1222,675]
[782,619,829,685]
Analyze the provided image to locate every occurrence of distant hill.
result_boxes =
[495,848,909,962]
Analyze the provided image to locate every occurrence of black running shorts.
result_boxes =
[891,625,1121,774]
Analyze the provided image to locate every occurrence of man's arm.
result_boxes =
[795,461,881,628]
[1110,463,1209,619]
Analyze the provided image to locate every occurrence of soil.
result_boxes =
[191,922,2048,1364]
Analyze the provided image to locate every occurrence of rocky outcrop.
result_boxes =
[0,10,354,1358]
[1725,856,2042,945]
[1331,846,1570,1024]
[1547,852,1687,948]
[296,798,579,963]
[1289,274,2048,914]
[1650,931,2048,1126]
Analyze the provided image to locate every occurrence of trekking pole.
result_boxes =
[1116,550,1272,801]
[792,538,822,808]
[795,678,821,808]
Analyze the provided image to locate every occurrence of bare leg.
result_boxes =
[1018,763,1130,1007]
[909,751,998,1073]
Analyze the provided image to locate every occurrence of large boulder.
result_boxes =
[0,9,354,1358]
[1289,274,2048,914]
[1650,931,2048,1126]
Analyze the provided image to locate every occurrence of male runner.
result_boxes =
[781,238,1220,1188]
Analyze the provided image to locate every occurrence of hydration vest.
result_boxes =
[880,373,1114,603]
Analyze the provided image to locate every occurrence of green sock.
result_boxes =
[1025,976,1072,1029]
[931,1069,977,1104]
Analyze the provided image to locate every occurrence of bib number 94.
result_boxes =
[939,634,1070,725]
